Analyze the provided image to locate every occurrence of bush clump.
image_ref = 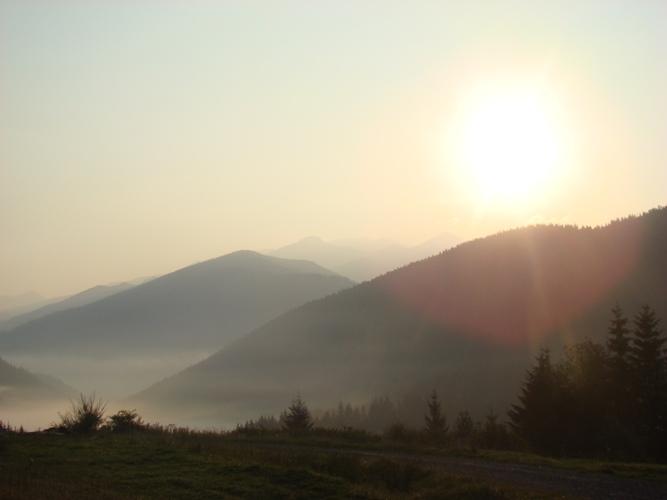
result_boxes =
[105,409,146,433]
[57,394,106,433]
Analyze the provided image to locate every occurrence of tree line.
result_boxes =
[239,391,513,449]
[244,304,666,461]
[510,304,666,460]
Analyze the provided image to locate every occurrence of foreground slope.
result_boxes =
[5,432,667,499]
[136,208,667,426]
[0,251,353,396]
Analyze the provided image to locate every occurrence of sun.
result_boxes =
[454,83,565,206]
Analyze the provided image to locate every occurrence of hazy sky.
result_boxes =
[2,1,667,297]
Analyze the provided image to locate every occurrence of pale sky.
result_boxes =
[2,1,667,297]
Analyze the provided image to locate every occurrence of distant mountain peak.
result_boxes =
[188,250,341,277]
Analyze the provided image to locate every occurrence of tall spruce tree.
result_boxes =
[608,304,632,370]
[509,349,568,454]
[606,304,633,444]
[560,340,609,454]
[630,305,666,456]
[424,390,448,442]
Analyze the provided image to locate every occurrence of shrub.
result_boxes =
[57,393,106,433]
[424,390,448,445]
[106,409,145,433]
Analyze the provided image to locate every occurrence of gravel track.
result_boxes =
[240,441,667,499]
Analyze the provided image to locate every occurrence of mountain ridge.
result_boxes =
[0,251,354,397]
[270,233,462,282]
[133,207,667,427]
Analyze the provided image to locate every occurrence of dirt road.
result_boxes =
[240,441,667,499]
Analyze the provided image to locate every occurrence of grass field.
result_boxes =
[0,430,561,499]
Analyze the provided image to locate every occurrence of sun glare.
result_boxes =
[453,83,566,206]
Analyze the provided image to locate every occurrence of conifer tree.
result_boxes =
[561,340,609,453]
[631,305,665,382]
[509,349,567,453]
[424,390,448,442]
[481,410,509,449]
[608,304,632,370]
[630,305,666,455]
[605,304,633,440]
[280,395,313,435]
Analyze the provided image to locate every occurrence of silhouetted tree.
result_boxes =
[630,305,666,457]
[424,390,448,443]
[481,410,509,449]
[604,305,636,453]
[608,304,632,367]
[560,340,609,454]
[57,393,106,433]
[280,395,313,435]
[509,349,568,454]
[503,305,667,459]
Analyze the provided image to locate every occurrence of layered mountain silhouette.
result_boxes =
[0,291,56,325]
[335,233,462,282]
[270,233,461,282]
[0,281,148,332]
[0,291,46,312]
[270,236,370,272]
[0,356,76,430]
[135,208,667,427]
[0,251,353,396]
[0,356,74,404]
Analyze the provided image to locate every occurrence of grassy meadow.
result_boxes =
[0,428,564,500]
